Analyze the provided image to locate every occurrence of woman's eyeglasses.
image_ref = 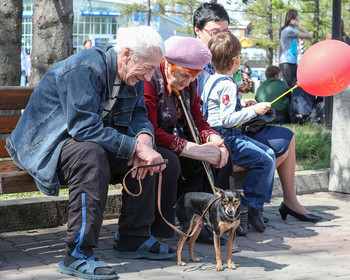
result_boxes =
[203,28,231,37]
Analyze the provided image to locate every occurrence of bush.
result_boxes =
[283,123,331,171]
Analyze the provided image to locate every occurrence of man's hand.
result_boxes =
[128,133,166,179]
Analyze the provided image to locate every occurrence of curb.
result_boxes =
[0,168,330,233]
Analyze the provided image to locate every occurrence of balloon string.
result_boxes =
[235,82,300,129]
[270,83,299,105]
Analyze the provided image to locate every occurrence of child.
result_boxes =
[202,32,321,235]
[202,32,274,235]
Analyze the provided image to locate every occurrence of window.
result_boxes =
[233,30,240,36]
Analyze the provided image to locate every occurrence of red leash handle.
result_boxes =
[122,159,168,197]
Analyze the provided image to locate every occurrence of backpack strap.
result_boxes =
[201,75,231,120]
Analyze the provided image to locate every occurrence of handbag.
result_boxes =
[241,108,277,137]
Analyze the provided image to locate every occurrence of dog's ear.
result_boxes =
[214,187,224,197]
[232,188,244,198]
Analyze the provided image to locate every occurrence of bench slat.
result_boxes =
[0,115,21,134]
[0,140,10,158]
[0,160,22,172]
[0,160,36,194]
[0,160,69,194]
[0,170,38,194]
[0,86,34,110]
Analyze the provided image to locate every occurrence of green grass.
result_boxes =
[0,184,122,201]
[242,92,256,99]
[282,123,331,171]
[0,124,330,200]
[241,92,331,170]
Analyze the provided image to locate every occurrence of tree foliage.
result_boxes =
[299,0,350,46]
[242,0,350,67]
[241,0,291,66]
[119,0,202,34]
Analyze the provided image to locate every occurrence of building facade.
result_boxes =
[22,0,188,53]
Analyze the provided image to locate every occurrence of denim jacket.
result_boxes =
[6,45,154,196]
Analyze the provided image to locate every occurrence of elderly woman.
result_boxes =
[143,36,234,242]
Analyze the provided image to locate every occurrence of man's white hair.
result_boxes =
[114,26,165,60]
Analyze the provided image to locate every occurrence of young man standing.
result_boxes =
[193,2,231,98]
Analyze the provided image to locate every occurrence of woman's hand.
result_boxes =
[207,134,229,168]
[253,102,271,115]
[290,18,300,28]
[180,141,222,166]
[180,135,229,168]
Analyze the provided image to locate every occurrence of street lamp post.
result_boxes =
[147,0,151,26]
[325,0,341,131]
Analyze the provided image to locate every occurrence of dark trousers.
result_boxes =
[151,143,235,238]
[279,63,297,88]
[57,139,156,253]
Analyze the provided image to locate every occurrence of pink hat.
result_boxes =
[164,36,212,70]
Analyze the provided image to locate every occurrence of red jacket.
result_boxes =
[144,62,217,155]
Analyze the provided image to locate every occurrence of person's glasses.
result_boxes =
[203,28,231,37]
[232,53,242,60]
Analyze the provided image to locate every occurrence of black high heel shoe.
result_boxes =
[279,202,322,222]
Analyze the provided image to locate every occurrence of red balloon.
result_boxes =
[297,40,350,96]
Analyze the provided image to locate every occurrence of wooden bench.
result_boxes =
[0,86,246,195]
[0,86,39,194]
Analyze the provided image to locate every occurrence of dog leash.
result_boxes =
[157,177,220,238]
[122,160,169,197]
[122,160,221,238]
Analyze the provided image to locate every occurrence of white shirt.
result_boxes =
[103,76,121,118]
[204,73,256,128]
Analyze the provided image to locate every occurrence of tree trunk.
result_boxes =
[0,0,23,86]
[30,0,73,86]
[313,0,319,43]
[266,0,273,67]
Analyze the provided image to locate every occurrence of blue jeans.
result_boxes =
[20,70,27,86]
[214,127,275,210]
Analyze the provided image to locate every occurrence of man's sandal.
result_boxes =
[115,235,176,260]
[58,256,118,280]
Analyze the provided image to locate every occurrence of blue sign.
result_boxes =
[23,10,33,18]
[81,10,121,17]
[133,11,146,22]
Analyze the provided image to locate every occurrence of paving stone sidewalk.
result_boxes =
[1,191,350,280]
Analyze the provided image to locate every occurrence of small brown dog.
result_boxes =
[175,188,243,271]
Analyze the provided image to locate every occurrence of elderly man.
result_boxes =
[6,26,175,280]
